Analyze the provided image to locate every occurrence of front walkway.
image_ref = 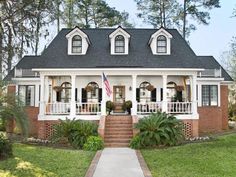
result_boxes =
[92,148,145,177]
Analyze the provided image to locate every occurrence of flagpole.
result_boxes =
[101,72,106,116]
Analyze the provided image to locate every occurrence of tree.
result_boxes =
[63,0,133,28]
[181,0,220,39]
[135,0,181,28]
[0,79,29,136]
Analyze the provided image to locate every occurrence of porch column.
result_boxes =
[131,74,137,115]
[191,75,197,115]
[162,75,168,112]
[101,74,106,116]
[39,74,45,116]
[70,75,76,116]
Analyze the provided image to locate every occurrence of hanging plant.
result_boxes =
[146,84,155,91]
[175,85,184,92]
[85,85,94,92]
[53,86,63,92]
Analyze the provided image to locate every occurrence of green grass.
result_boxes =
[142,134,236,177]
[0,143,95,177]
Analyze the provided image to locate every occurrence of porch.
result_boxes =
[37,69,198,120]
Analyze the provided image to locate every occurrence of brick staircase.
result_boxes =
[104,115,133,147]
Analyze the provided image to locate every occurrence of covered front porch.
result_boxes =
[37,69,198,120]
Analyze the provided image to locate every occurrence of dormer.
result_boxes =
[109,26,130,55]
[149,28,172,55]
[66,27,90,55]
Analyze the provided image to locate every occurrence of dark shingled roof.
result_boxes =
[5,28,232,82]
[197,56,233,81]
[15,28,203,69]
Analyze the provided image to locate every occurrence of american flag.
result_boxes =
[103,73,112,97]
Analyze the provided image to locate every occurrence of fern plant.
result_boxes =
[135,112,184,148]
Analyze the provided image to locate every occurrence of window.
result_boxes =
[72,35,82,53]
[202,85,218,106]
[157,35,167,53]
[140,82,152,102]
[115,35,125,53]
[18,85,35,106]
[167,82,177,102]
[56,82,71,102]
[86,82,99,102]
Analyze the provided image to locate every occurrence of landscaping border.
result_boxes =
[136,150,153,177]
[84,150,102,177]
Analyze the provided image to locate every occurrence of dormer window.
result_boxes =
[66,27,90,55]
[115,35,125,53]
[149,28,172,55]
[157,35,167,53]
[72,35,82,53]
[109,26,130,55]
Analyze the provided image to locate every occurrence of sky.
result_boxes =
[106,0,236,62]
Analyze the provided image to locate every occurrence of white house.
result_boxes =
[5,26,233,146]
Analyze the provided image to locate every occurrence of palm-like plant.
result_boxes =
[135,112,184,147]
[0,79,29,137]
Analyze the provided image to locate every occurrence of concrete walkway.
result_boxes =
[92,148,145,177]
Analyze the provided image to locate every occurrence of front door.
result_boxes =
[113,86,125,112]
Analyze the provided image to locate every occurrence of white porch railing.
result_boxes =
[167,102,192,114]
[76,102,101,115]
[137,102,162,114]
[46,102,70,115]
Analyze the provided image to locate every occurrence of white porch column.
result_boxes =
[39,74,45,116]
[162,75,168,113]
[191,75,197,115]
[101,74,106,116]
[70,75,76,116]
[131,74,137,116]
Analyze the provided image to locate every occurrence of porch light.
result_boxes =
[129,86,132,91]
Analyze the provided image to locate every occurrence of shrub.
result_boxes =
[122,100,132,114]
[106,101,114,114]
[129,135,142,149]
[135,112,184,148]
[83,136,104,151]
[0,118,6,131]
[52,119,98,149]
[0,134,12,160]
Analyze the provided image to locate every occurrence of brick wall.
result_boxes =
[25,107,39,137]
[198,85,229,134]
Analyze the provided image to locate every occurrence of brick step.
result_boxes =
[105,142,130,147]
[105,127,133,131]
[104,134,133,139]
[104,138,131,143]
[105,124,132,128]
[106,116,132,120]
[105,131,133,135]
[106,119,132,122]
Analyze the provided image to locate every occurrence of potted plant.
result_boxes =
[106,101,114,115]
[122,100,132,114]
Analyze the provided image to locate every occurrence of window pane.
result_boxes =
[72,40,82,47]
[72,46,82,53]
[202,85,209,106]
[157,41,166,47]
[157,46,166,53]
[210,86,218,106]
[115,46,124,53]
[19,86,26,105]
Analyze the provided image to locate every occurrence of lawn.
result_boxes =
[0,143,95,177]
[142,134,236,177]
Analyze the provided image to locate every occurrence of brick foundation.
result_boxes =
[38,120,60,139]
[198,85,229,135]
[182,119,199,138]
[25,107,39,137]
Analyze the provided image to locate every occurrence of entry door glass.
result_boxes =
[114,86,125,103]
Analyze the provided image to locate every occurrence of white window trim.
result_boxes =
[149,28,172,55]
[66,27,90,55]
[109,27,130,55]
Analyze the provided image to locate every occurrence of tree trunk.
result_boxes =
[0,23,3,76]
[35,16,40,56]
[56,0,60,33]
[162,0,166,28]
[183,0,187,39]
[7,25,13,74]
